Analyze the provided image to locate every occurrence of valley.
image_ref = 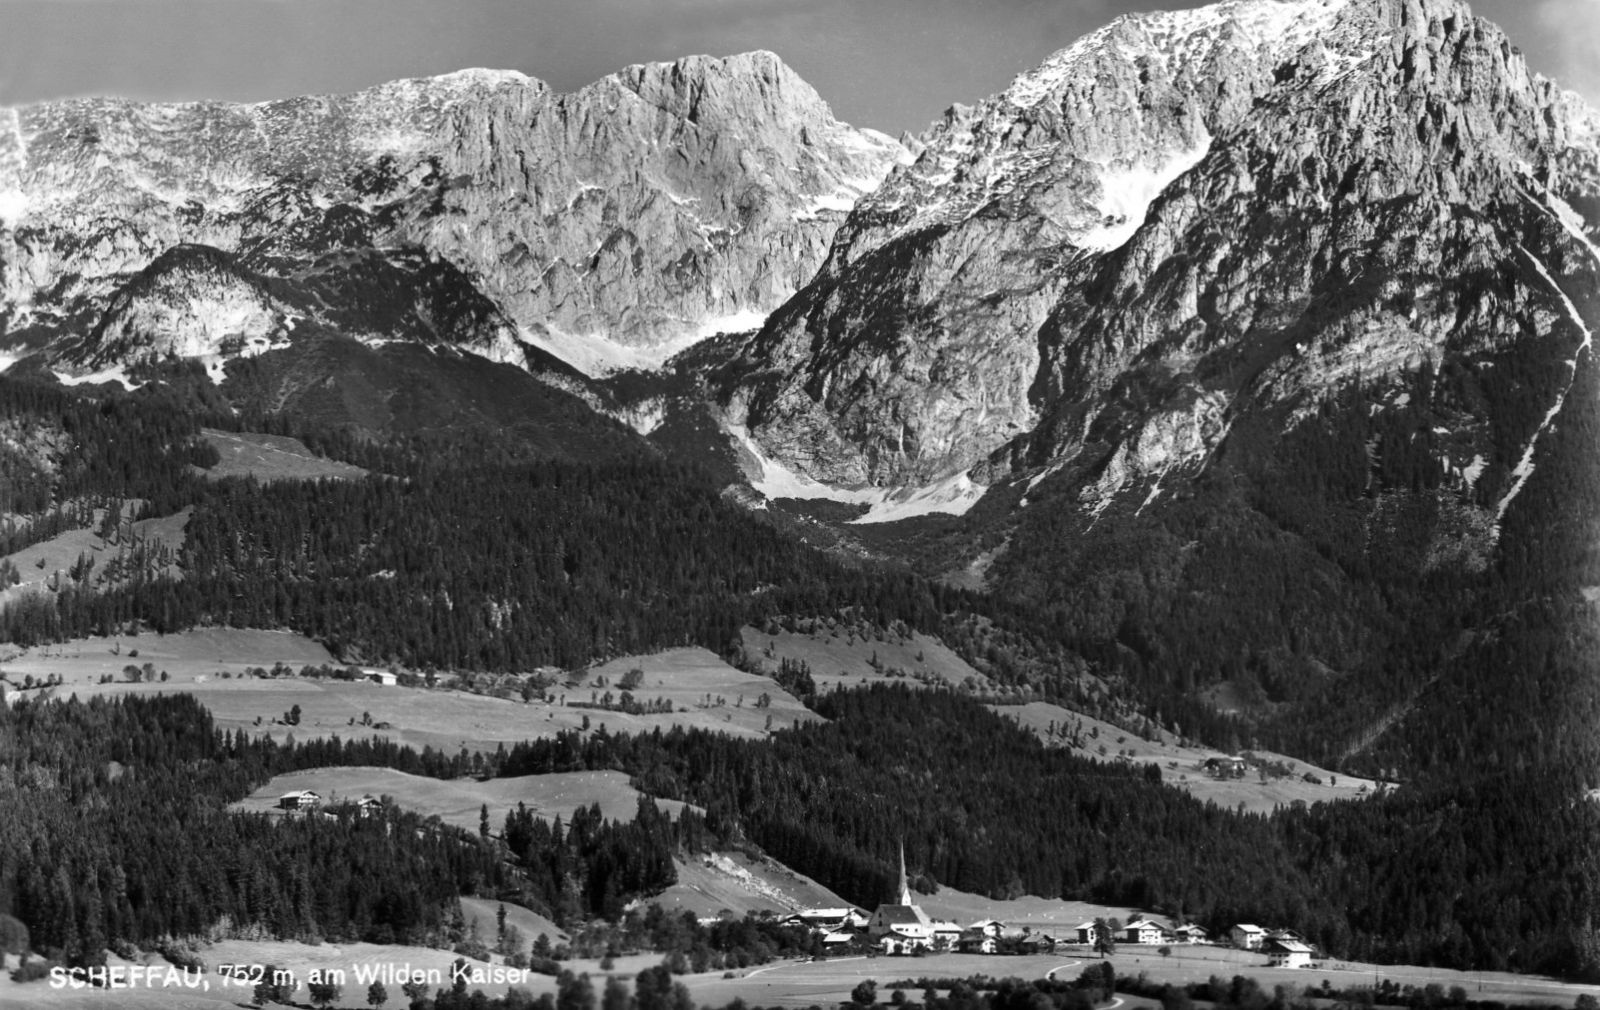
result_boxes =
[2,0,1600,1001]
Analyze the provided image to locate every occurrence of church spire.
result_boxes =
[898,840,912,906]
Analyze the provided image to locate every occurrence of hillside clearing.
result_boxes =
[233,766,690,826]
[650,851,850,918]
[0,504,188,607]
[739,624,992,692]
[3,636,818,750]
[200,428,369,482]
[992,701,1376,813]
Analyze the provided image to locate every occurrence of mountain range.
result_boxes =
[3,0,1599,777]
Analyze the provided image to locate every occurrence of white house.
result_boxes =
[366,670,398,687]
[1265,938,1314,968]
[968,919,1005,937]
[1124,920,1166,945]
[791,907,867,932]
[1072,921,1098,945]
[1230,924,1266,950]
[277,789,321,811]
[1171,923,1210,944]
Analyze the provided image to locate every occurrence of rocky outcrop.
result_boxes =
[728,0,1600,507]
[0,53,905,375]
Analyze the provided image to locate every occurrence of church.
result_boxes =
[867,845,937,953]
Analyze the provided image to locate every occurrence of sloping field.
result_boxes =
[650,851,851,918]
[910,887,1141,932]
[739,625,992,693]
[1,627,335,677]
[459,896,567,946]
[992,702,1376,814]
[201,428,369,482]
[686,946,1598,1010]
[0,504,189,608]
[4,637,818,753]
[233,767,689,826]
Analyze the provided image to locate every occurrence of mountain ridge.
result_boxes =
[0,50,906,387]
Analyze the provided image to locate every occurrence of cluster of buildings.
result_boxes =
[275,790,383,818]
[1228,924,1316,968]
[778,849,1058,956]
[777,848,1317,968]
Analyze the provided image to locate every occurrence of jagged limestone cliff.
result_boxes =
[727,0,1600,511]
[0,53,906,378]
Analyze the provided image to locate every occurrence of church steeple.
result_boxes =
[898,840,913,905]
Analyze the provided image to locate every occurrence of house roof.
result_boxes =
[278,789,318,800]
[1073,921,1099,931]
[1267,939,1314,954]
[1233,923,1264,933]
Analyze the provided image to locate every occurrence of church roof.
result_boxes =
[874,904,932,926]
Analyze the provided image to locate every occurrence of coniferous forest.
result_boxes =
[3,350,1600,985]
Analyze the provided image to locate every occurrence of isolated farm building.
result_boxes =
[277,789,321,811]
[968,919,1005,937]
[1124,920,1166,945]
[354,794,383,817]
[1171,923,1211,944]
[1206,756,1248,777]
[366,669,398,686]
[789,907,867,932]
[1072,921,1098,944]
[1230,924,1267,949]
[1265,937,1314,968]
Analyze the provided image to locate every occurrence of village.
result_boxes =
[766,849,1318,969]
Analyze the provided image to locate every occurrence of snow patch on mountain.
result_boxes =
[1078,135,1212,251]
[54,364,142,391]
[522,310,766,378]
[1520,181,1600,272]
[1003,0,1347,109]
[727,423,987,522]
[1495,247,1594,536]
[850,470,987,524]
[0,189,24,227]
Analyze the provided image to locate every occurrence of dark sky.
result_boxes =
[0,0,1595,136]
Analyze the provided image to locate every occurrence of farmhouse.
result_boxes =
[1171,923,1211,944]
[366,669,398,687]
[1072,921,1098,945]
[968,919,1004,938]
[1205,756,1248,777]
[787,907,868,932]
[957,929,997,954]
[354,794,383,817]
[1265,937,1314,968]
[1230,924,1266,950]
[277,789,321,812]
[1124,920,1166,945]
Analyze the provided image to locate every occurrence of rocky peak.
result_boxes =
[726,0,1600,503]
[0,52,906,378]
